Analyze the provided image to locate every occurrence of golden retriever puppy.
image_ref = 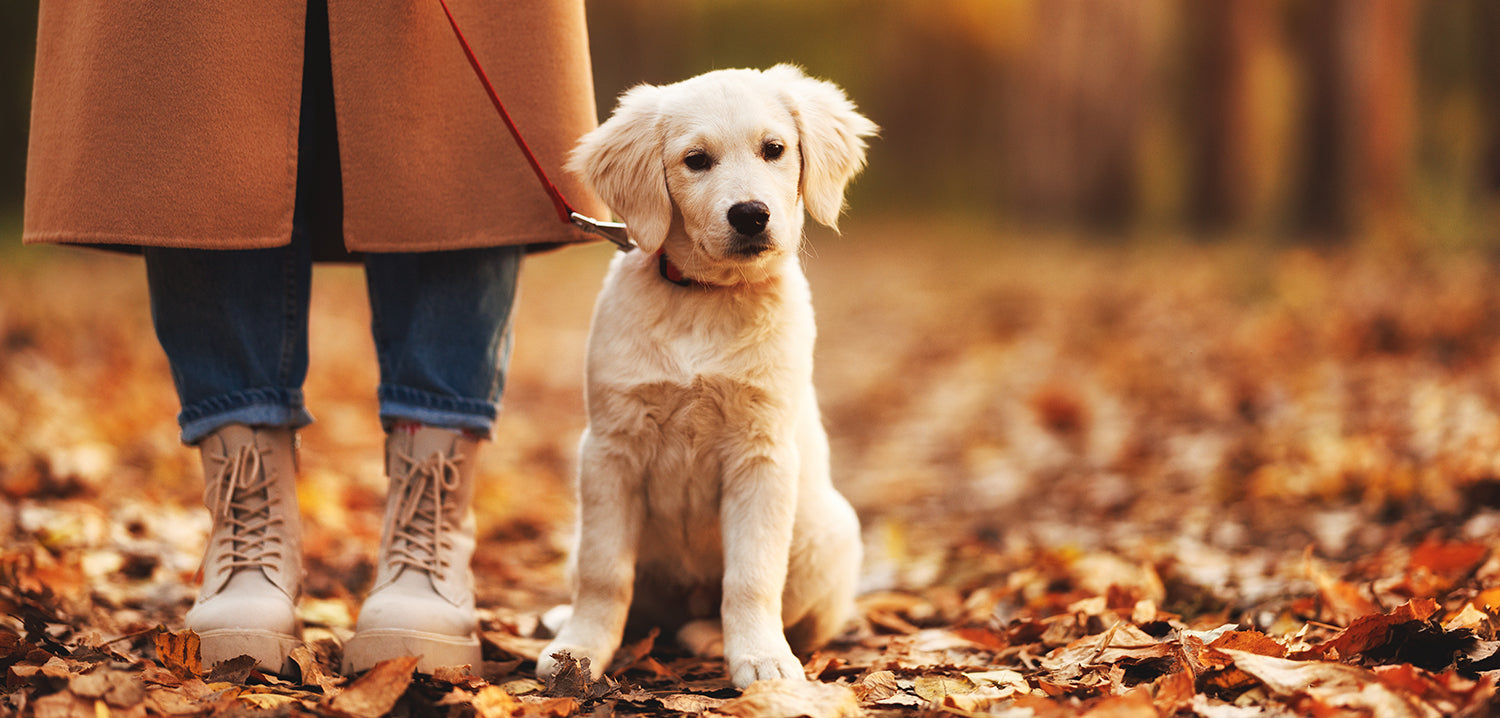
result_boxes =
[536,65,877,688]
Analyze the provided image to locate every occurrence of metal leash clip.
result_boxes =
[570,212,635,252]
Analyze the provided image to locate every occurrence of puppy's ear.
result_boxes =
[567,84,672,253]
[769,64,879,231]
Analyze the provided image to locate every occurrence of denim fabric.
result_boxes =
[144,240,521,444]
[144,0,521,445]
[365,246,521,435]
[145,239,316,444]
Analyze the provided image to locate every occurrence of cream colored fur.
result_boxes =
[536,65,876,688]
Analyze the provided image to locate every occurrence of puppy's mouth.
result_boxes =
[729,234,775,257]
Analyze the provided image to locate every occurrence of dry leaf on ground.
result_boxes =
[326,655,420,718]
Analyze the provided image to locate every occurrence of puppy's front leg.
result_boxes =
[720,448,803,687]
[538,431,643,681]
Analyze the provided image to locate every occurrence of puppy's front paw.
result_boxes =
[535,641,615,682]
[728,646,805,688]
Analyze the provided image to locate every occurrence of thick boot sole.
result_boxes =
[197,628,299,676]
[342,628,482,675]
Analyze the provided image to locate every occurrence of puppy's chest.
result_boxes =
[609,377,749,566]
[638,374,772,469]
[590,286,811,556]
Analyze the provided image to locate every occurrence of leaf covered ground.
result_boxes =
[4,226,1500,716]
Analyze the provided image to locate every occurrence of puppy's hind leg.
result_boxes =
[783,488,862,653]
[540,605,573,638]
[677,619,725,658]
[783,401,863,653]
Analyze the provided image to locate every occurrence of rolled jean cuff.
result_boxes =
[377,384,497,438]
[178,387,316,445]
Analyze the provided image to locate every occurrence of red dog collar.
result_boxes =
[657,251,702,288]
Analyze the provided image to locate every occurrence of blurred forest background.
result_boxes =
[1,0,1499,243]
[12,2,1500,714]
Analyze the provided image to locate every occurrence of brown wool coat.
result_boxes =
[22,0,608,253]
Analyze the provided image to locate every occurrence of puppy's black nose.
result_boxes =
[727,201,770,236]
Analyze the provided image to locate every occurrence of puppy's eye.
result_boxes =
[762,141,785,161]
[684,151,712,171]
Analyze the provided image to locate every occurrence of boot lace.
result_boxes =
[207,442,285,572]
[382,447,466,577]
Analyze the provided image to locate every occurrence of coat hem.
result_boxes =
[21,227,605,254]
[346,227,598,253]
[23,230,293,251]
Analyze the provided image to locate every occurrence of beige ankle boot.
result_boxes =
[185,424,303,675]
[343,426,483,674]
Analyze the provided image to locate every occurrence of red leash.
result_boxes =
[437,0,632,250]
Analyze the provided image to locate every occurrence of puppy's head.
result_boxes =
[568,65,877,280]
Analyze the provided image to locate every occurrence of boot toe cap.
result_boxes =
[186,574,298,635]
[353,590,476,637]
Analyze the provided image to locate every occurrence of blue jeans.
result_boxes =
[144,241,522,444]
[143,0,521,445]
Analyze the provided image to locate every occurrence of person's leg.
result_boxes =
[142,0,341,675]
[343,245,522,674]
[143,239,315,443]
[142,226,315,678]
[364,245,523,436]
[142,235,314,677]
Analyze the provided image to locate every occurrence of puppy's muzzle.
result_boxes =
[727,201,772,255]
